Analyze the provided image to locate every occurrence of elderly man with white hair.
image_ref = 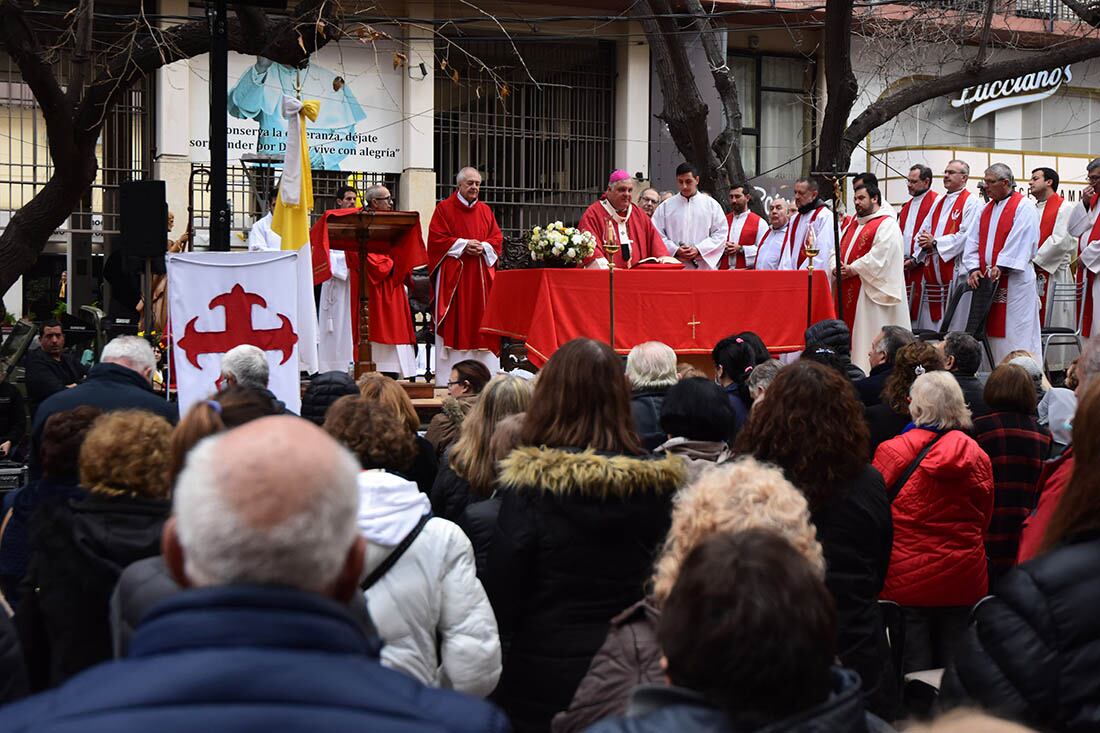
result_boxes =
[28,335,177,478]
[219,343,292,414]
[963,163,1041,366]
[625,341,678,450]
[0,417,510,732]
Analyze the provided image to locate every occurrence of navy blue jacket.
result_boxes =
[28,362,178,478]
[0,585,511,733]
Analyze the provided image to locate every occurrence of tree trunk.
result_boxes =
[815,0,858,192]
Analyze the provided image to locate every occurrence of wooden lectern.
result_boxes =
[324,210,421,378]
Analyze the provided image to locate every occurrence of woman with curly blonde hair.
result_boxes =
[17,410,174,689]
[552,458,822,733]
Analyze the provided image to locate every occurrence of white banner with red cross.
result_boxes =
[168,251,302,416]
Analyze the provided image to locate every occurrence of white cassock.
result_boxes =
[1034,197,1077,368]
[317,251,353,373]
[831,213,911,374]
[756,224,788,271]
[1068,199,1100,339]
[963,196,1041,366]
[434,229,500,385]
[779,204,834,271]
[650,192,727,269]
[914,189,982,332]
[247,212,320,373]
[725,210,768,269]
[900,191,934,261]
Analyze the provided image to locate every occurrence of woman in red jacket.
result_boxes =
[873,370,994,674]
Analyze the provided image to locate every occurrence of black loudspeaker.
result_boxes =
[119,180,168,260]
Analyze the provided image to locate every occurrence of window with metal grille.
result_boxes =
[434,39,616,244]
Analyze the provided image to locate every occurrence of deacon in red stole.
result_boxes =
[832,185,910,374]
[1068,159,1100,339]
[897,165,937,321]
[964,164,1041,366]
[722,183,767,269]
[580,170,669,268]
[427,166,503,385]
[1029,168,1076,368]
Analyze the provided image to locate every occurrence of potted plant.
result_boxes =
[527,221,597,268]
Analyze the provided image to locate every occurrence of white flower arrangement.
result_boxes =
[528,221,596,266]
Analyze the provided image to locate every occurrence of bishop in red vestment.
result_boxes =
[579,170,668,268]
[427,167,503,385]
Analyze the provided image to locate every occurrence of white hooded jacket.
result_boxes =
[357,470,501,697]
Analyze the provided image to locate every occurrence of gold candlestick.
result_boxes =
[804,227,820,329]
[603,219,620,350]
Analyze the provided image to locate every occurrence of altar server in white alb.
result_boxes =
[780,177,834,271]
[755,198,790,271]
[1029,167,1076,368]
[914,160,982,332]
[1067,157,1100,340]
[651,162,728,269]
[963,163,1041,365]
[833,184,911,374]
[722,183,767,269]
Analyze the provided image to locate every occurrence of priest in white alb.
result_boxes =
[780,177,834,271]
[1067,157,1100,339]
[897,165,937,321]
[650,162,727,269]
[1030,167,1076,368]
[756,198,790,271]
[963,163,1041,366]
[832,184,910,374]
[914,159,981,332]
[723,183,767,269]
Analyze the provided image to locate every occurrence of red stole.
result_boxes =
[839,214,889,332]
[898,191,938,257]
[919,190,971,322]
[1035,194,1065,325]
[977,191,1025,338]
[427,195,503,352]
[1078,198,1100,337]
[722,211,763,270]
[784,206,825,269]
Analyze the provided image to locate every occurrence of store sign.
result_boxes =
[951,65,1072,122]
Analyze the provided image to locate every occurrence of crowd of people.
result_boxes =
[0,313,1093,732]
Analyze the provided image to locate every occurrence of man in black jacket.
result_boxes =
[24,321,87,417]
[941,332,989,418]
[855,326,915,407]
[28,336,177,478]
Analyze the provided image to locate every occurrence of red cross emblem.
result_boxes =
[177,284,298,368]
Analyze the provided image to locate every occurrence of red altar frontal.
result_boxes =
[481,269,836,367]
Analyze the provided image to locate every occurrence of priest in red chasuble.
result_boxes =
[310,184,426,377]
[832,184,910,374]
[427,166,502,385]
[579,170,669,268]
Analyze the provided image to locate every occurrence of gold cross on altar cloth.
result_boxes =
[687,314,702,340]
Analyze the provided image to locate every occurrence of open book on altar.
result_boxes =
[634,256,683,269]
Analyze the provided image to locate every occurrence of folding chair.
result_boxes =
[1041,280,1086,374]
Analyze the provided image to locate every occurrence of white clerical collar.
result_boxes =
[944,188,963,199]
[771,222,788,233]
[912,190,930,202]
[456,193,476,207]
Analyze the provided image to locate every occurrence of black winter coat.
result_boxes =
[865,404,911,458]
[0,610,28,704]
[15,493,170,689]
[458,494,501,579]
[431,450,472,520]
[485,446,684,733]
[300,371,358,425]
[941,530,1100,731]
[629,388,668,452]
[953,373,990,419]
[856,364,892,407]
[811,465,897,720]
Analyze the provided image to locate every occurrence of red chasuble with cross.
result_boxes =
[579,200,667,268]
[428,194,503,352]
[977,191,1025,338]
[722,211,764,269]
[1036,194,1064,325]
[920,190,971,322]
[839,214,890,332]
[309,209,427,347]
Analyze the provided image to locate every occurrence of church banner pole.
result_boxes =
[811,170,853,323]
[604,220,620,350]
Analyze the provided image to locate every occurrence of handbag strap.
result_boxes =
[887,431,948,502]
[360,514,430,591]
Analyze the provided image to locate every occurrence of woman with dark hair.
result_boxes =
[427,359,493,457]
[973,364,1051,585]
[734,331,771,365]
[712,335,756,436]
[736,360,897,718]
[941,379,1100,729]
[655,377,734,482]
[865,342,945,455]
[486,338,684,732]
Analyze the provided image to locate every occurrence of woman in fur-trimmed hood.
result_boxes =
[484,338,685,733]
